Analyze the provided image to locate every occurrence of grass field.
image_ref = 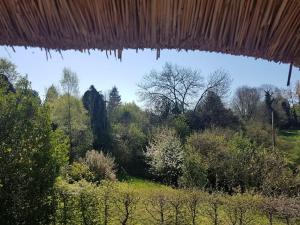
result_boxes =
[279,130,300,166]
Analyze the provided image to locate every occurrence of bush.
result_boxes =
[183,130,232,191]
[146,128,184,185]
[205,192,224,225]
[98,180,116,225]
[274,196,300,225]
[66,162,95,183]
[168,190,185,225]
[224,193,260,225]
[85,150,117,181]
[114,187,139,225]
[243,121,273,148]
[179,148,207,188]
[144,190,172,224]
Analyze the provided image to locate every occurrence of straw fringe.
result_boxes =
[0,0,299,66]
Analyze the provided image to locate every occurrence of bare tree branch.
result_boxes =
[194,69,231,112]
[138,63,203,114]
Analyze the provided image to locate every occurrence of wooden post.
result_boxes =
[272,110,275,151]
[287,63,293,86]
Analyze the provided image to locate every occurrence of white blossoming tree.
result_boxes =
[146,128,184,185]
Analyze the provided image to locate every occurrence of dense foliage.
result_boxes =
[0,75,68,225]
[1,59,300,224]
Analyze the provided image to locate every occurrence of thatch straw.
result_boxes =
[0,0,299,67]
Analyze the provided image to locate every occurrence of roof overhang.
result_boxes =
[0,0,299,67]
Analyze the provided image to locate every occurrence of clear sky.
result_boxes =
[0,46,299,105]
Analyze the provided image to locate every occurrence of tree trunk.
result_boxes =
[268,213,273,225]
[271,110,275,151]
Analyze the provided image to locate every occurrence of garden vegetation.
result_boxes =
[0,59,299,225]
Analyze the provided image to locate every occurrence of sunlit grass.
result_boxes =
[279,130,300,165]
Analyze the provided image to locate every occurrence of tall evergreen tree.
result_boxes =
[82,85,110,151]
[107,86,121,116]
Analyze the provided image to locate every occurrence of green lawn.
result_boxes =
[279,130,300,166]
[118,177,173,192]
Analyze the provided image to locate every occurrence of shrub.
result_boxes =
[85,150,117,181]
[54,179,81,225]
[259,196,279,225]
[98,180,116,225]
[179,147,208,188]
[144,190,172,225]
[114,187,139,225]
[243,121,273,148]
[168,190,185,225]
[258,195,300,225]
[205,192,224,225]
[185,190,204,225]
[146,128,184,185]
[66,162,95,183]
[224,193,260,225]
[77,180,101,225]
[275,196,300,225]
[183,130,232,191]
[53,179,300,225]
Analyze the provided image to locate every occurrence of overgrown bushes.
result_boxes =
[149,128,300,195]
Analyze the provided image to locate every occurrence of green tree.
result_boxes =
[0,74,15,93]
[191,91,240,130]
[45,84,59,103]
[0,77,68,225]
[50,95,92,161]
[167,114,191,140]
[0,58,19,83]
[47,69,92,161]
[82,85,110,151]
[60,68,80,156]
[107,86,121,116]
[112,103,149,177]
[179,147,208,188]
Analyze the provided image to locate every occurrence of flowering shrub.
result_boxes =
[146,128,184,185]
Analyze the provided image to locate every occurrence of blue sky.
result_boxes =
[0,46,299,105]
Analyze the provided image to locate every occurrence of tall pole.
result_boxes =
[272,110,275,151]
